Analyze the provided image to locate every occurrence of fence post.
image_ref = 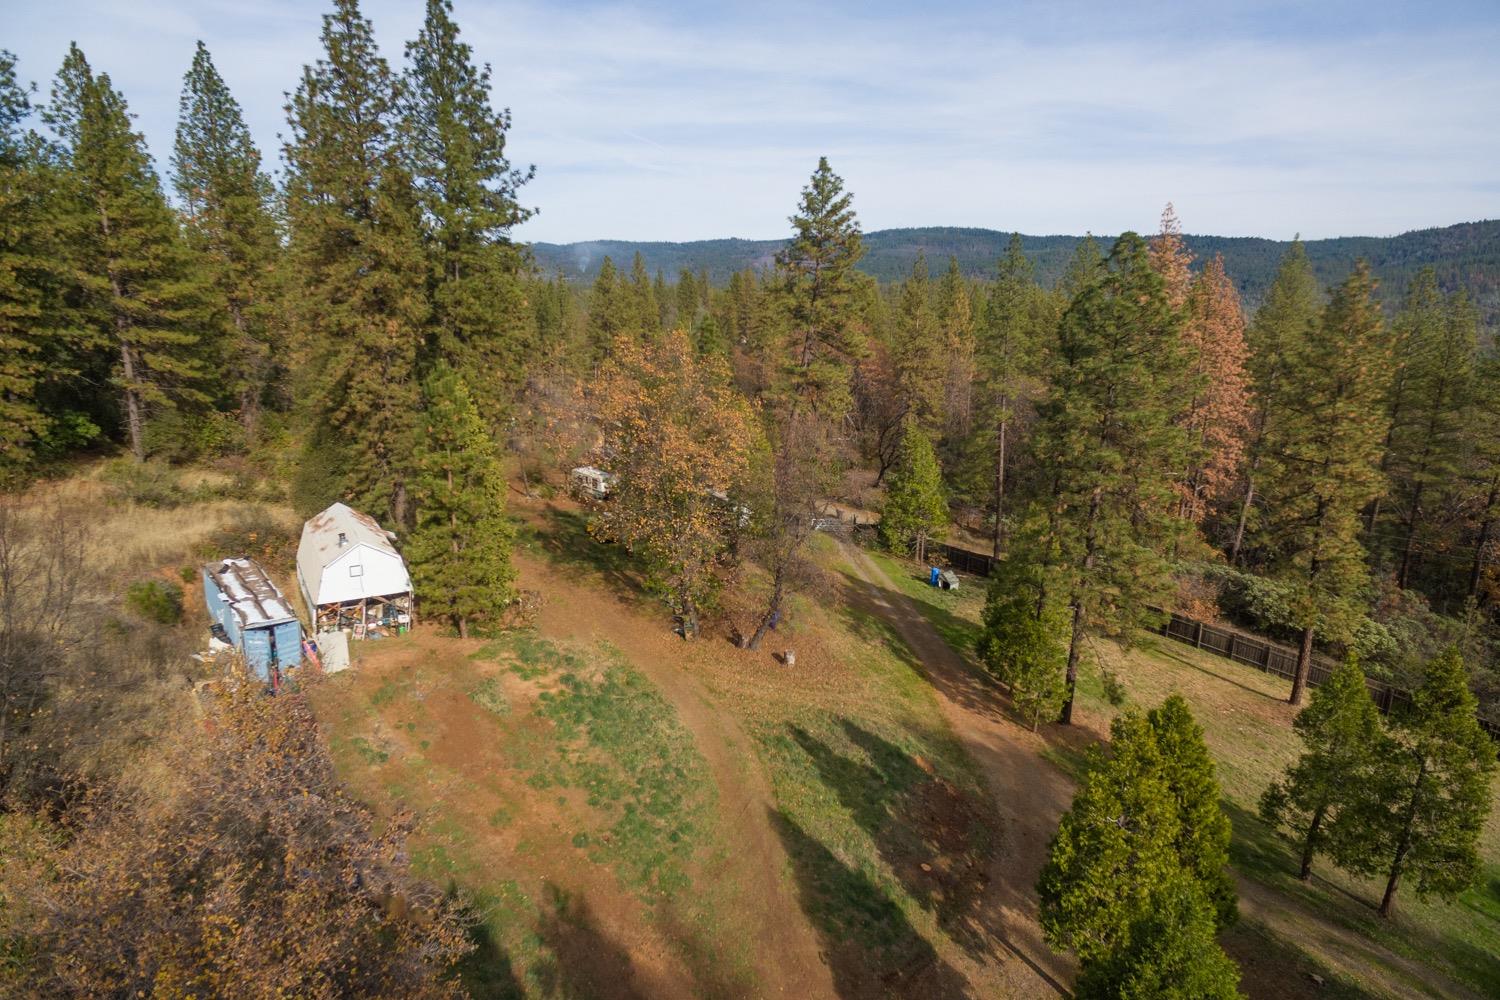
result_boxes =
[1227,634,1237,660]
[1193,621,1204,648]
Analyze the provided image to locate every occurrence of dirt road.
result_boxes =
[838,542,1077,998]
[519,553,839,999]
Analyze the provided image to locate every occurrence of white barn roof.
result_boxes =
[296,503,413,609]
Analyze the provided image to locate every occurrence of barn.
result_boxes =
[296,502,414,638]
[202,557,303,684]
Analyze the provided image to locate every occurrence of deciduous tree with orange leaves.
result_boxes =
[593,330,759,639]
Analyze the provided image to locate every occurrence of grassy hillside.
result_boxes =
[870,550,1500,1000]
[532,220,1500,330]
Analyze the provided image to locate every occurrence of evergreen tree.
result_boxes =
[1231,239,1320,563]
[772,155,865,417]
[880,424,947,563]
[1031,233,1191,724]
[745,158,864,650]
[1381,272,1476,589]
[406,362,516,638]
[1057,233,1105,301]
[1466,355,1500,601]
[975,553,1068,730]
[1259,655,1386,880]
[1350,646,1498,917]
[1147,695,1236,926]
[976,234,1051,557]
[936,256,975,441]
[0,51,75,472]
[1073,874,1243,1000]
[1255,262,1389,705]
[284,0,429,524]
[401,0,534,418]
[45,45,207,462]
[890,254,944,433]
[675,267,700,331]
[172,41,280,441]
[627,251,658,335]
[586,255,625,360]
[1038,711,1184,959]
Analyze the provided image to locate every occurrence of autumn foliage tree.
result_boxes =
[3,685,471,997]
[593,331,758,639]
[1178,255,1252,523]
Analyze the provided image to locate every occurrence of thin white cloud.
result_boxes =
[7,0,1498,242]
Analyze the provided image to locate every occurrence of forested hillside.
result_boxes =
[535,220,1500,329]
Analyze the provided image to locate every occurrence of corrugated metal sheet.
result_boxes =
[202,558,303,680]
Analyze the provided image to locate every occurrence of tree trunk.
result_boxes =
[992,404,1008,560]
[120,341,145,462]
[1396,480,1425,591]
[1060,599,1085,725]
[1289,624,1315,706]
[747,563,786,651]
[1299,804,1326,880]
[1469,479,1498,600]
[1380,758,1426,918]
[457,616,469,640]
[1230,477,1253,565]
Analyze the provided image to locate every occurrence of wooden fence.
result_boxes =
[1155,610,1500,740]
[844,526,1500,739]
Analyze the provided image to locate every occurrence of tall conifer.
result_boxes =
[173,41,280,440]
[284,0,428,524]
[1032,233,1191,724]
[406,362,516,637]
[46,45,206,462]
[1231,239,1320,563]
[1256,262,1389,705]
[401,0,534,418]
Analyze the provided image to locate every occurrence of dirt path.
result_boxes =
[838,542,1077,998]
[517,553,838,999]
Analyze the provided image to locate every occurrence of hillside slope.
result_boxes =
[532,220,1500,327]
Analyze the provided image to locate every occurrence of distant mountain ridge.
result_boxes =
[532,220,1500,331]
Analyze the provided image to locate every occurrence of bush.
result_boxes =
[196,507,298,567]
[125,580,184,626]
[143,408,244,463]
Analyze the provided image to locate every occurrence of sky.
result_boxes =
[8,0,1500,244]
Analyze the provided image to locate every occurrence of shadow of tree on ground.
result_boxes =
[770,806,971,999]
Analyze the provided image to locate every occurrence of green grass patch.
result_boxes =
[470,677,510,716]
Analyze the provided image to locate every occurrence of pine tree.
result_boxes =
[1259,655,1386,880]
[1466,355,1500,601]
[284,0,429,524]
[975,553,1068,730]
[586,255,625,361]
[627,251,658,336]
[1256,262,1389,705]
[1038,711,1185,959]
[0,51,72,472]
[401,0,534,417]
[1032,233,1191,724]
[880,424,947,563]
[1073,874,1243,1000]
[1352,646,1498,917]
[675,267,700,332]
[406,362,515,637]
[1381,272,1476,589]
[745,158,864,650]
[1057,234,1105,301]
[773,155,865,417]
[1148,203,1193,310]
[1231,239,1320,563]
[1147,695,1237,926]
[173,41,280,441]
[890,254,944,433]
[976,234,1052,557]
[1178,255,1252,524]
[936,255,975,440]
[45,45,207,462]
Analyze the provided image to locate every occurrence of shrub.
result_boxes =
[125,580,184,626]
